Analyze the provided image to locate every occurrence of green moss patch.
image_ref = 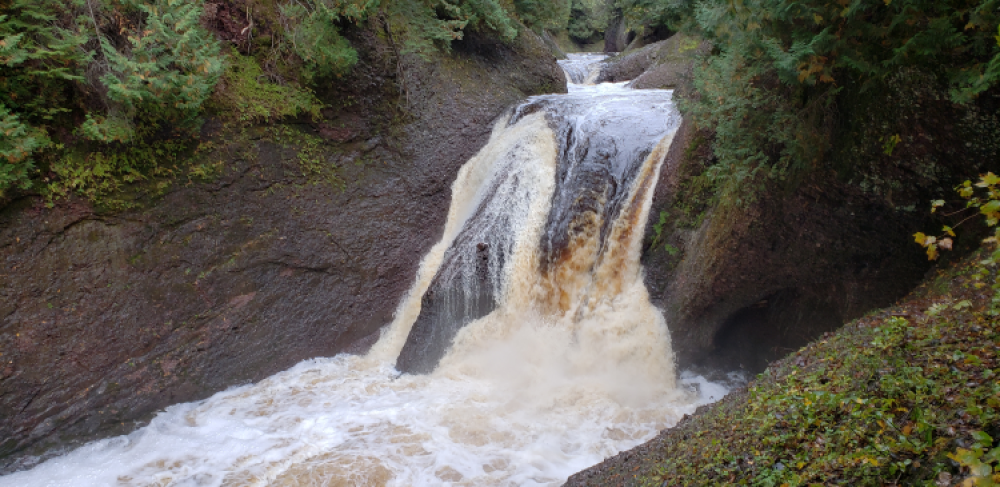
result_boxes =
[210,53,324,125]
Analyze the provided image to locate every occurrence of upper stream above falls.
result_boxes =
[1,54,730,487]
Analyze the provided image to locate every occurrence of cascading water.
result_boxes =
[0,56,729,487]
[557,53,607,86]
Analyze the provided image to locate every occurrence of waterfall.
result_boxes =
[557,54,607,86]
[0,59,728,487]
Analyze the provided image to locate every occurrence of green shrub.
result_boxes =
[0,0,550,200]
[566,0,609,42]
[0,0,93,194]
[281,0,378,80]
[618,0,697,33]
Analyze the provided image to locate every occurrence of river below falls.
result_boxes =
[1,54,735,487]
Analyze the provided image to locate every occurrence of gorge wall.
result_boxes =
[621,37,1000,373]
[0,27,564,471]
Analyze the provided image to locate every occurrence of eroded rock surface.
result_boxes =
[0,28,564,471]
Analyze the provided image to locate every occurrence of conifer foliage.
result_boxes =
[1,0,224,195]
[0,0,573,199]
[622,0,1000,196]
[1,0,92,192]
[83,0,224,142]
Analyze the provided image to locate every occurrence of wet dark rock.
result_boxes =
[0,25,563,472]
[596,34,710,87]
[637,65,997,375]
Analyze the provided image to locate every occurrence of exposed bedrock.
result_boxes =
[601,29,1000,375]
[0,27,564,471]
[595,34,711,88]
[642,99,998,374]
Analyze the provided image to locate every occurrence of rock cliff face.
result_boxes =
[641,121,933,372]
[596,34,709,88]
[0,27,564,471]
[613,36,1000,373]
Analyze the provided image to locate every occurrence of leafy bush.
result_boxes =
[917,172,1000,315]
[0,0,224,197]
[0,105,50,195]
[618,0,697,33]
[0,0,92,194]
[281,0,378,80]
[0,0,555,199]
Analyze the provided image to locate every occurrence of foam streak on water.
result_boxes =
[1,79,726,487]
[557,53,608,87]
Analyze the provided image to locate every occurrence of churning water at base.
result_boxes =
[1,64,729,487]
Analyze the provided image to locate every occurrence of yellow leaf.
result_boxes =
[966,23,976,31]
[914,232,927,245]
[814,14,824,24]
[979,172,1000,187]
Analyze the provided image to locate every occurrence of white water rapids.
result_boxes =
[1,55,731,487]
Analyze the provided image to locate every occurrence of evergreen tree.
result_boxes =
[83,0,224,142]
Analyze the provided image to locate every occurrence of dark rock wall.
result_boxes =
[642,142,933,372]
[0,27,564,470]
[596,34,710,88]
[635,58,999,374]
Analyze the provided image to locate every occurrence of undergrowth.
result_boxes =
[266,126,346,191]
[210,53,324,125]
[584,245,1000,486]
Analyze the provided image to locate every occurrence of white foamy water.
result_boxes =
[1,77,728,487]
[557,53,608,86]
